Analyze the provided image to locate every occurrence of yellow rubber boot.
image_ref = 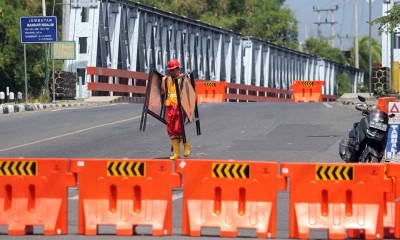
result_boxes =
[170,139,180,160]
[183,141,191,157]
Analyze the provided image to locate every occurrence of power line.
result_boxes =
[337,33,353,50]
[339,0,346,39]
[313,5,339,47]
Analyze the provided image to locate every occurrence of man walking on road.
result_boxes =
[161,59,191,160]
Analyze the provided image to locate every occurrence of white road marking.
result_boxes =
[0,115,141,153]
[51,104,118,112]
[323,102,333,108]
[51,108,80,112]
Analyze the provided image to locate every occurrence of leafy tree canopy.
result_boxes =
[350,35,381,72]
[0,0,44,96]
[303,37,349,65]
[371,4,400,34]
[0,0,62,98]
[338,72,351,95]
[138,0,298,49]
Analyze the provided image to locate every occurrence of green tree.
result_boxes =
[302,36,355,94]
[303,37,348,65]
[0,0,45,97]
[139,0,298,49]
[349,36,381,90]
[370,4,400,34]
[0,0,61,99]
[350,36,381,69]
[234,1,298,48]
[338,72,351,95]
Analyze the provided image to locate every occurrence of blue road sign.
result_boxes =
[386,123,400,160]
[20,16,57,43]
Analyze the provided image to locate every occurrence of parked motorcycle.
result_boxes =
[339,95,394,163]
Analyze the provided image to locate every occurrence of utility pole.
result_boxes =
[313,5,338,47]
[62,0,70,71]
[304,25,309,40]
[390,0,394,93]
[62,0,70,42]
[354,0,359,68]
[313,6,322,33]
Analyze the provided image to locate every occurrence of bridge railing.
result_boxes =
[86,67,338,102]
[322,94,339,102]
[226,83,292,102]
[86,67,147,97]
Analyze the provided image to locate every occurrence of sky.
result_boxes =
[285,0,383,50]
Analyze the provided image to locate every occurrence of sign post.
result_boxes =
[20,16,57,103]
[24,45,27,103]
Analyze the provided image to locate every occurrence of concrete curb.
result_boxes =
[337,98,378,109]
[0,96,145,116]
[14,104,25,112]
[84,96,145,104]
[0,102,96,115]
[3,105,14,114]
[336,95,393,109]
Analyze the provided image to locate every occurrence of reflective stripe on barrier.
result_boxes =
[70,159,181,236]
[0,158,76,235]
[281,163,392,239]
[290,80,324,102]
[385,163,400,239]
[175,159,286,238]
[195,81,227,103]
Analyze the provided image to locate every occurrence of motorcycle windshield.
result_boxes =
[368,109,388,125]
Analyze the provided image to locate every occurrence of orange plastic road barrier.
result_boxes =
[384,163,400,238]
[195,81,228,103]
[70,159,181,236]
[281,163,392,239]
[0,158,76,235]
[377,97,396,113]
[290,80,325,102]
[175,159,286,238]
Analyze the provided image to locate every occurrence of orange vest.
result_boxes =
[165,77,178,106]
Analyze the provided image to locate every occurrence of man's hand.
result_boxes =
[161,75,167,94]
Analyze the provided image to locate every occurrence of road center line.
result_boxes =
[0,116,141,153]
[323,102,333,108]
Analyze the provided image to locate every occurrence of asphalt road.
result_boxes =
[0,101,362,239]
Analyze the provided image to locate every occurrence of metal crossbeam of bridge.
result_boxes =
[65,0,363,99]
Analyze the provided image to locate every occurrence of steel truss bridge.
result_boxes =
[65,0,363,99]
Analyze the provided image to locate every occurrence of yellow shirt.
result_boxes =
[165,76,178,106]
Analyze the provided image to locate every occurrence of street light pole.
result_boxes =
[354,0,359,69]
[390,0,395,93]
[368,0,372,95]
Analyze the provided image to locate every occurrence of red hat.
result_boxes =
[167,59,180,70]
